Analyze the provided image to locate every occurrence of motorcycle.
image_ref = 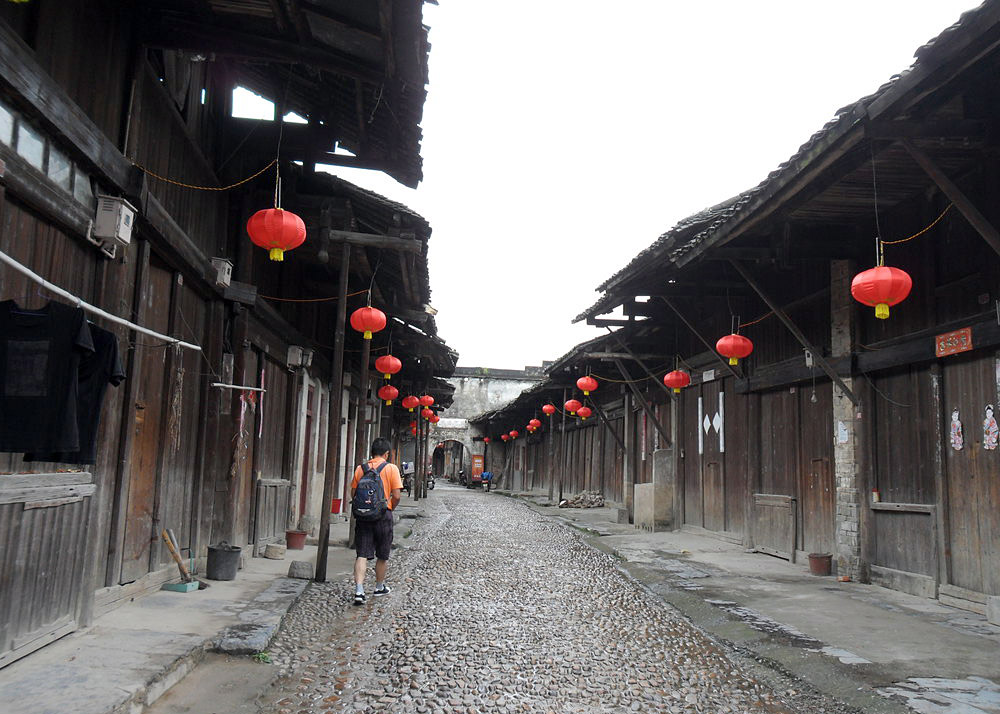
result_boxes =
[427,474,435,490]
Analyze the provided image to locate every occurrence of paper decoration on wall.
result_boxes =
[950,409,964,451]
[984,405,998,451]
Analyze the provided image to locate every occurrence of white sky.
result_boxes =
[250,1,981,370]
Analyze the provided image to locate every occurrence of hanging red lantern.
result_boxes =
[510,430,519,439]
[421,407,434,420]
[377,384,398,405]
[663,370,691,394]
[501,434,509,442]
[375,354,402,380]
[402,395,419,412]
[851,265,912,319]
[246,208,306,262]
[419,395,435,408]
[565,399,582,415]
[577,375,598,396]
[542,403,556,416]
[430,414,440,424]
[716,334,753,366]
[410,427,417,436]
[350,306,386,340]
[484,437,491,444]
[577,406,593,421]
[529,418,542,430]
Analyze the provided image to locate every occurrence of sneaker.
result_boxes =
[373,584,391,597]
[353,591,366,605]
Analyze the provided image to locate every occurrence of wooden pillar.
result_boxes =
[623,391,634,520]
[316,243,350,582]
[559,388,567,502]
[929,362,951,587]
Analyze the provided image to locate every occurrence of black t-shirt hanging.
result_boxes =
[0,300,95,452]
[25,323,125,464]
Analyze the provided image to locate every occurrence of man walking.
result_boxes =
[351,437,403,605]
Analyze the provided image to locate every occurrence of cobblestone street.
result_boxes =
[259,488,850,714]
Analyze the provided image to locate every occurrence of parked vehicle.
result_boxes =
[428,474,435,490]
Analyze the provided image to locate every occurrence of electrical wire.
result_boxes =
[131,158,276,191]
[258,288,370,303]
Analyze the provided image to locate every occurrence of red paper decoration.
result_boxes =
[419,395,435,408]
[529,418,542,430]
[716,334,753,366]
[501,434,509,442]
[402,395,419,412]
[246,208,306,262]
[421,407,434,419]
[430,414,440,424]
[542,403,556,416]
[375,354,402,380]
[663,370,691,394]
[577,376,598,396]
[509,430,519,439]
[377,384,398,405]
[350,306,386,340]
[484,437,491,444]
[565,399,582,415]
[577,406,593,421]
[851,265,912,319]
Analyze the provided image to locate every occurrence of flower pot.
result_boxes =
[285,530,307,550]
[808,552,832,576]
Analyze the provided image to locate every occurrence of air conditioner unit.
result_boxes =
[93,195,136,248]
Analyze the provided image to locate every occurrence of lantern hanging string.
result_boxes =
[130,158,277,191]
[258,288,370,302]
[880,202,954,246]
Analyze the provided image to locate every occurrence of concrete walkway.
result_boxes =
[2,516,358,714]
[498,488,1000,714]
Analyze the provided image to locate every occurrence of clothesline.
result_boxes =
[0,249,202,352]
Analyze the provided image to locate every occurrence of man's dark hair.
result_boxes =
[371,437,392,457]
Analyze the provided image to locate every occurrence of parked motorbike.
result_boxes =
[427,474,435,490]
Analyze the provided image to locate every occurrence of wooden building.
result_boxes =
[0,0,456,668]
[479,3,1000,620]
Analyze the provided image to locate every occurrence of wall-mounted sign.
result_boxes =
[936,327,973,358]
[701,369,716,383]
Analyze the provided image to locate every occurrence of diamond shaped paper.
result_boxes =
[703,415,711,433]
[713,413,723,433]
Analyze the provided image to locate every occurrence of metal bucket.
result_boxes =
[206,542,242,581]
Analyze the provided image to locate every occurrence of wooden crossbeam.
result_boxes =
[612,359,671,446]
[729,261,858,405]
[659,297,741,380]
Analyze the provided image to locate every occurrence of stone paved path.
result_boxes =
[259,488,848,714]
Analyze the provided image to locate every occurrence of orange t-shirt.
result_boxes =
[351,457,404,510]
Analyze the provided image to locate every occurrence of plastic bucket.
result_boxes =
[330,498,342,514]
[206,542,242,581]
[808,552,832,576]
[286,530,307,550]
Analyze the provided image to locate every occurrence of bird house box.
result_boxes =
[93,195,136,247]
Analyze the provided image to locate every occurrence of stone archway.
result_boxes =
[433,438,474,484]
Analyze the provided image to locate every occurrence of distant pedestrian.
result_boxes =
[350,437,403,605]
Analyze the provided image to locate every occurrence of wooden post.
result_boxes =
[730,260,858,405]
[559,388,568,502]
[929,362,952,586]
[591,400,627,452]
[623,391,633,520]
[315,243,350,582]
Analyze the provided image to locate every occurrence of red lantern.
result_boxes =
[663,370,691,394]
[501,434,509,442]
[350,306,386,340]
[419,395,435,408]
[577,406,593,421]
[246,208,306,262]
[377,384,398,405]
[510,430,519,439]
[565,399,582,415]
[529,418,542,430]
[421,407,434,420]
[716,334,753,366]
[375,354,402,380]
[851,265,912,320]
[484,437,491,444]
[542,403,556,416]
[402,395,419,412]
[430,414,440,424]
[410,427,417,436]
[577,376,598,396]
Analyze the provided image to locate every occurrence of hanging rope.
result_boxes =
[258,288,370,303]
[131,158,277,191]
[881,202,954,245]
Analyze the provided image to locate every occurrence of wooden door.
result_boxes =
[798,383,834,555]
[942,354,1000,596]
[701,380,726,532]
[120,262,172,584]
[682,389,702,526]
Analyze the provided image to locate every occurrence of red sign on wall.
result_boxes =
[471,454,484,477]
[935,327,973,357]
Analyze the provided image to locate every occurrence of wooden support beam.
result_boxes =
[591,400,627,453]
[902,139,1000,259]
[612,358,671,447]
[608,329,676,402]
[866,119,985,140]
[587,318,635,327]
[321,228,423,253]
[729,260,859,405]
[659,297,742,380]
[586,351,663,361]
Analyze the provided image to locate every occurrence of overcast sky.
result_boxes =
[322,1,979,370]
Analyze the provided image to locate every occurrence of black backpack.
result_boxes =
[352,461,389,521]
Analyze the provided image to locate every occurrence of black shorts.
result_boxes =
[355,510,394,561]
